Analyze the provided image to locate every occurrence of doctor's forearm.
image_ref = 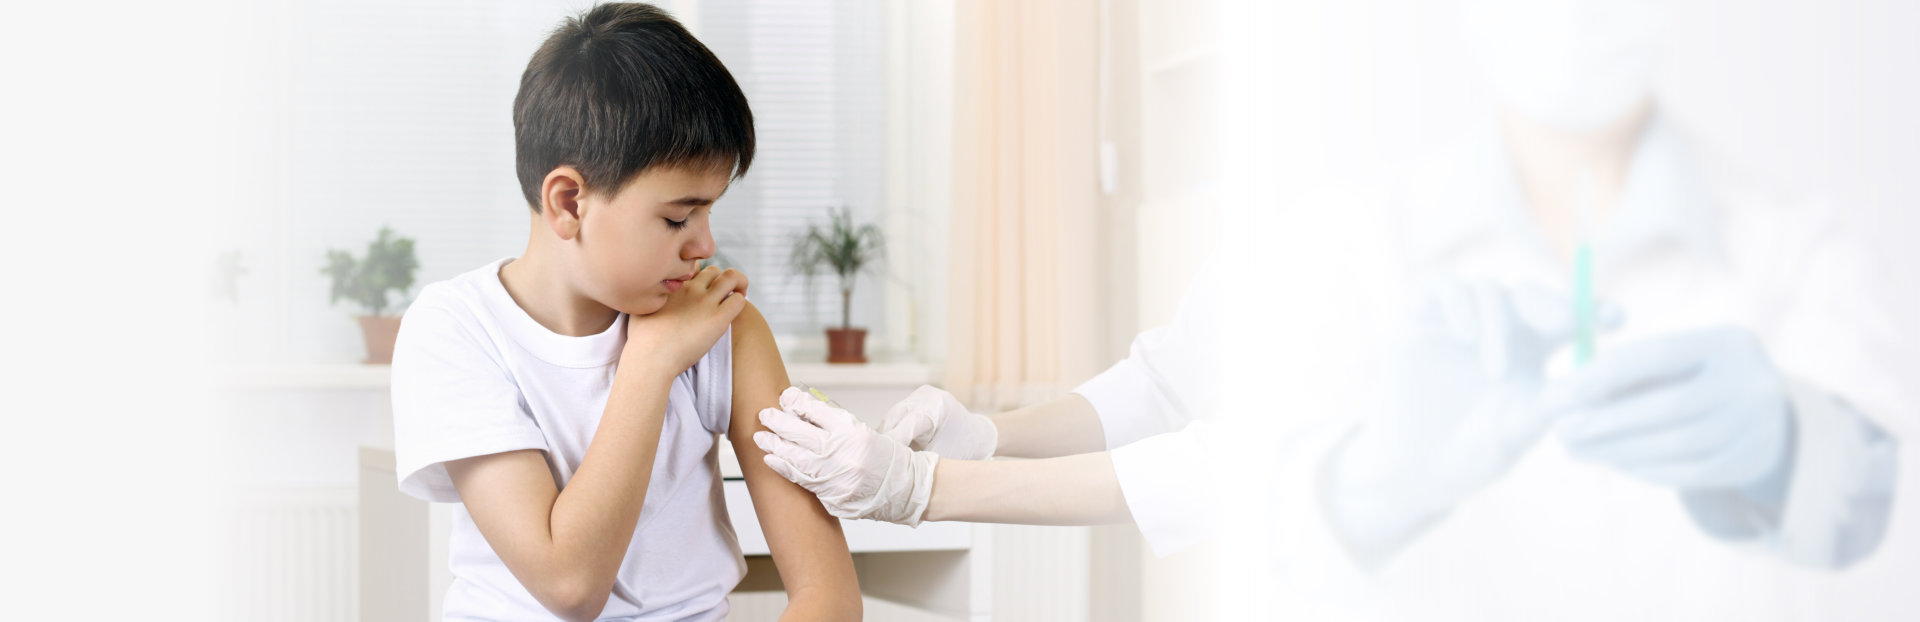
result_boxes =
[922,452,1133,525]
[988,394,1106,458]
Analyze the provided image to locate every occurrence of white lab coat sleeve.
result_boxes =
[1071,251,1242,449]
[1695,193,1909,569]
[1680,379,1898,568]
[1072,326,1195,450]
[1108,421,1226,557]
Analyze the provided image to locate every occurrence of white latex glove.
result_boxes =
[1547,326,1793,492]
[881,385,999,460]
[754,387,940,526]
[1329,279,1616,549]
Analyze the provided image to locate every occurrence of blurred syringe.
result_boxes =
[1573,170,1598,366]
[792,381,840,408]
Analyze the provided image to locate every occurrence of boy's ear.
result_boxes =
[540,166,587,241]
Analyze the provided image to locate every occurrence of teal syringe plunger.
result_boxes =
[1573,243,1595,365]
[1572,170,1598,366]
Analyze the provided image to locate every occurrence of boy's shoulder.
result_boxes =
[405,258,511,316]
[397,258,515,349]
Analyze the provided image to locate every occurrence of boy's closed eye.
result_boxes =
[662,199,712,230]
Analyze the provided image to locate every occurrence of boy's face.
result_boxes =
[572,164,729,316]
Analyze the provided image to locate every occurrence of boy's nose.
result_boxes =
[684,227,715,261]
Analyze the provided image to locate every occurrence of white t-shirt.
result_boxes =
[391,257,744,621]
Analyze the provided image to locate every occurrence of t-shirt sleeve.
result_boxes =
[690,326,734,436]
[390,302,546,503]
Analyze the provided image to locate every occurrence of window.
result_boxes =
[694,0,893,346]
[219,0,922,365]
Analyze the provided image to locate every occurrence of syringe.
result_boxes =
[1573,170,1598,366]
[792,381,841,408]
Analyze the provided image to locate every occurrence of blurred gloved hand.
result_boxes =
[1546,326,1792,492]
[1328,279,1616,556]
[754,387,940,526]
[882,385,999,460]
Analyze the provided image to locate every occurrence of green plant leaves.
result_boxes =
[791,206,885,328]
[322,225,420,316]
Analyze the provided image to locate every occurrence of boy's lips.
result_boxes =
[662,273,694,293]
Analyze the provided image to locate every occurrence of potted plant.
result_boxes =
[792,207,885,363]
[322,226,419,364]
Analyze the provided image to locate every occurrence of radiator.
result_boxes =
[222,486,358,622]
[992,525,1091,621]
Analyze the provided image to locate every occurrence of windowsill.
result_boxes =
[212,354,935,391]
[214,363,393,391]
[780,348,936,388]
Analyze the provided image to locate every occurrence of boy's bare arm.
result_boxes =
[444,365,674,621]
[445,267,748,622]
[728,301,862,620]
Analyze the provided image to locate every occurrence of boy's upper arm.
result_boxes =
[727,301,858,599]
[392,301,573,604]
[391,302,546,502]
[444,449,566,588]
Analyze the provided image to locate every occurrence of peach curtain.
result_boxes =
[946,0,1105,411]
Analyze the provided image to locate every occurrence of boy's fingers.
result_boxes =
[706,271,739,302]
[717,291,747,319]
[690,265,723,290]
[709,271,748,305]
[718,268,748,295]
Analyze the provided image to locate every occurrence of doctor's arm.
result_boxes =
[757,392,1222,555]
[922,453,1132,525]
[886,255,1233,462]
[931,424,1223,557]
[883,324,1206,461]
[987,394,1106,458]
[728,302,862,620]
[1685,379,1897,568]
[755,391,1139,527]
[1548,217,1904,569]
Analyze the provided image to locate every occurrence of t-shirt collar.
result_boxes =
[477,256,626,368]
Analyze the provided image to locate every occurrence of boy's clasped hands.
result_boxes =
[623,265,748,376]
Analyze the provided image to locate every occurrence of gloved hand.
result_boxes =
[1328,279,1613,555]
[754,387,940,526]
[1546,326,1792,492]
[882,385,999,460]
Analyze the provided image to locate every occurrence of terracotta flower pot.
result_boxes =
[825,327,868,364]
[358,315,404,364]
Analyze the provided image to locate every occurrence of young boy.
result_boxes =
[389,4,860,620]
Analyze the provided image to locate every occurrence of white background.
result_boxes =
[0,0,1914,619]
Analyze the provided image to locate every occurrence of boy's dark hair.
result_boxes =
[514,3,754,211]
